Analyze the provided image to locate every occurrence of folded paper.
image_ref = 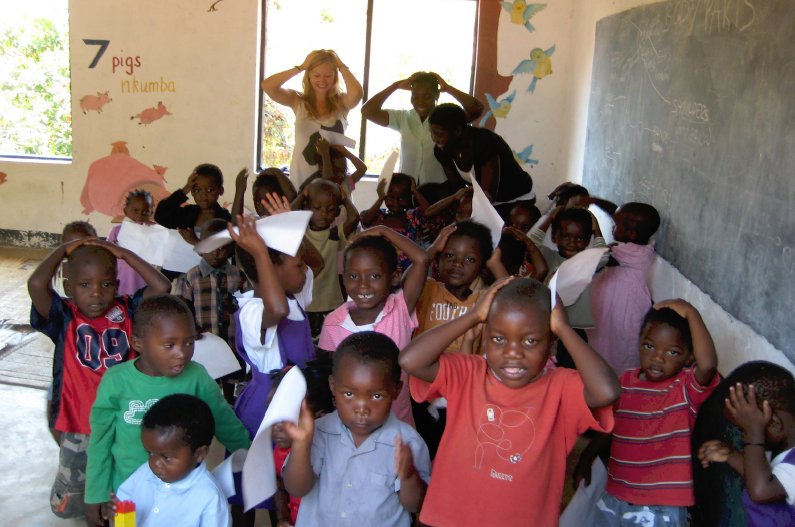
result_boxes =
[211,448,249,499]
[319,129,356,148]
[116,221,169,266]
[194,211,312,257]
[191,332,242,380]
[162,230,202,273]
[548,247,609,308]
[470,176,504,251]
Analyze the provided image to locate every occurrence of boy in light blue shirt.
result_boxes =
[115,394,230,527]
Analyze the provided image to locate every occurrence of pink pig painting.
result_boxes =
[131,101,172,125]
[79,91,112,114]
[80,141,170,219]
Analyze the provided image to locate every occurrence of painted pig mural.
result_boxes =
[79,91,112,114]
[131,101,172,125]
[80,141,170,219]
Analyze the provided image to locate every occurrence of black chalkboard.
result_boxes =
[583,0,795,359]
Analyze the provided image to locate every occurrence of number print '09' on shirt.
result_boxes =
[31,293,142,435]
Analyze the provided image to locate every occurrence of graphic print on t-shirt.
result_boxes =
[474,403,535,481]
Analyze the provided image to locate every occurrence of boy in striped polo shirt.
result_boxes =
[575,299,719,526]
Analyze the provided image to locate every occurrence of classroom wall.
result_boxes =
[1,0,789,373]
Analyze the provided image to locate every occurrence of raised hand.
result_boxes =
[471,276,514,322]
[235,168,249,193]
[726,383,771,444]
[698,440,734,468]
[282,400,315,446]
[182,170,199,194]
[394,434,417,481]
[260,192,292,216]
[229,215,268,257]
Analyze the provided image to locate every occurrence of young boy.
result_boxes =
[231,167,298,219]
[283,331,431,527]
[154,163,231,243]
[83,294,251,525]
[576,299,719,527]
[115,394,231,526]
[401,277,619,527]
[176,218,250,345]
[28,238,171,519]
[587,202,661,374]
[698,366,795,526]
[292,178,359,337]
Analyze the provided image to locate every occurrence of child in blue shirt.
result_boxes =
[115,394,230,526]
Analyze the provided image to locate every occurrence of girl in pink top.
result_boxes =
[106,190,154,296]
[318,226,430,426]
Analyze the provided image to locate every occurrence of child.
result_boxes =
[424,185,473,225]
[115,394,231,527]
[231,167,297,220]
[318,226,430,426]
[360,173,430,272]
[314,136,366,191]
[400,277,619,527]
[530,206,607,367]
[292,178,359,337]
[28,238,171,519]
[154,163,231,244]
[587,202,661,374]
[176,218,250,346]
[83,294,251,526]
[52,220,98,298]
[500,201,546,279]
[575,300,719,527]
[228,215,317,525]
[282,332,431,526]
[271,358,335,527]
[698,366,795,526]
[416,182,455,246]
[107,189,154,296]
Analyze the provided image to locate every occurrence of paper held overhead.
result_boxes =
[548,247,609,309]
[377,149,400,190]
[469,176,504,251]
[319,129,356,148]
[193,211,312,257]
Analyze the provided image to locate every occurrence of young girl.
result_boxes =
[400,277,619,527]
[317,225,430,426]
[228,214,316,526]
[292,178,359,337]
[498,201,547,280]
[231,167,297,219]
[261,49,363,186]
[107,189,154,295]
[360,173,430,272]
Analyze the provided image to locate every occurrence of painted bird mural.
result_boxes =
[501,1,547,32]
[478,90,517,127]
[513,145,539,166]
[512,45,556,93]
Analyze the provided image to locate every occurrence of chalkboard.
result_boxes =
[583,0,795,359]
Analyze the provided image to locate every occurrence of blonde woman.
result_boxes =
[262,50,363,186]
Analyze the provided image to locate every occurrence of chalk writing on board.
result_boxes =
[667,0,757,35]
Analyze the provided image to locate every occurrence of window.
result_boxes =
[259,0,477,173]
[0,1,71,159]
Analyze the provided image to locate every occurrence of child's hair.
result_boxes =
[551,207,593,237]
[417,182,449,205]
[307,178,342,206]
[253,168,293,198]
[141,394,215,451]
[618,202,661,245]
[234,245,285,284]
[411,72,441,94]
[509,201,541,227]
[344,235,398,276]
[389,173,414,202]
[67,245,116,274]
[124,189,154,208]
[555,184,589,206]
[61,221,97,242]
[450,219,494,264]
[193,163,224,188]
[133,294,195,338]
[497,235,525,276]
[743,362,795,416]
[428,103,468,132]
[300,49,345,121]
[200,218,229,239]
[314,147,347,172]
[333,331,401,386]
[640,306,693,352]
[491,277,551,317]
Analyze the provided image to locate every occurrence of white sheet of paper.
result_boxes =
[242,366,307,510]
[116,221,170,266]
[319,129,356,148]
[469,176,504,250]
[194,211,312,257]
[548,247,609,306]
[162,230,202,273]
[377,149,400,190]
[191,332,241,379]
[211,448,248,499]
[559,458,607,527]
[548,271,559,310]
[589,204,615,246]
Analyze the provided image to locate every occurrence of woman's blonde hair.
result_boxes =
[301,49,346,120]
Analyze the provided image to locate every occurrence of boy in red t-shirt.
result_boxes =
[401,277,619,527]
[28,238,170,519]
